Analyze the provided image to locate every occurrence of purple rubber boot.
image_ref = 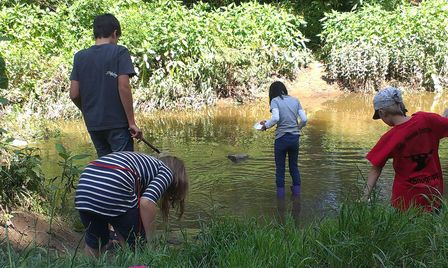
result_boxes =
[291,185,300,196]
[277,187,285,198]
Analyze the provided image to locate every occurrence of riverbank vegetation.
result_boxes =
[0,0,310,120]
[0,135,46,216]
[1,0,448,266]
[2,0,447,121]
[321,0,448,92]
[2,200,448,267]
[0,139,87,224]
[0,0,446,139]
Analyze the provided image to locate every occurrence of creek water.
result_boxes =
[37,91,448,229]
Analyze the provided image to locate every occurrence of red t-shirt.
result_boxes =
[367,112,448,211]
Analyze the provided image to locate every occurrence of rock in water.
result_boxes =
[227,154,249,163]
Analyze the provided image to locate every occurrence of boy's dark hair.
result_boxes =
[93,14,121,39]
[269,81,288,104]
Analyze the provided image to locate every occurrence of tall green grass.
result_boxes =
[2,200,448,267]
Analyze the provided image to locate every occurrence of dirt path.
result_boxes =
[0,210,83,253]
[286,61,342,113]
[0,210,198,253]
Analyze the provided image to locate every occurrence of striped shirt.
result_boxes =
[75,152,173,217]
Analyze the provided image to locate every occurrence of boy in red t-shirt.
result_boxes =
[365,87,448,211]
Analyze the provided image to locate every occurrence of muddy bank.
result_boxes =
[0,211,82,253]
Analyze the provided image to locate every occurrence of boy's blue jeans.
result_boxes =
[274,133,301,188]
[88,127,134,157]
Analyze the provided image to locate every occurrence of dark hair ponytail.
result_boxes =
[269,81,288,104]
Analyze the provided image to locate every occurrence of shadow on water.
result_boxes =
[37,91,448,229]
[275,195,301,226]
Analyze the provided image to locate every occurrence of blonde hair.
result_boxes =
[159,155,189,221]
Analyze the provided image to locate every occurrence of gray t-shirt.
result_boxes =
[270,95,303,139]
[70,44,136,131]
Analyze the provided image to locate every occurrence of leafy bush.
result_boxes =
[51,143,89,212]
[0,0,311,118]
[120,1,310,110]
[0,53,6,90]
[0,133,45,209]
[327,42,389,92]
[321,0,448,91]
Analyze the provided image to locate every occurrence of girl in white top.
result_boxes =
[260,81,307,198]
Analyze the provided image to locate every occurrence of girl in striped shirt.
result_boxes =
[75,151,188,256]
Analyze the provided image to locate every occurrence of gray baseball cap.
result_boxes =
[372,87,404,120]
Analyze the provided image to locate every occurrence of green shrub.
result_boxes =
[0,0,311,118]
[327,41,389,92]
[119,1,310,110]
[0,135,45,209]
[0,53,6,90]
[321,0,448,91]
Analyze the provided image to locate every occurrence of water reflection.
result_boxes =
[37,91,448,228]
[275,195,301,226]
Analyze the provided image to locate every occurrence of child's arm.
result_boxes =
[426,111,448,138]
[118,75,142,139]
[69,54,81,110]
[139,198,157,241]
[261,108,279,130]
[69,80,81,110]
[364,165,382,200]
[298,109,308,130]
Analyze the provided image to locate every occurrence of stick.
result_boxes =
[140,137,161,154]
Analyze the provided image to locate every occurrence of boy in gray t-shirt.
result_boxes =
[70,14,142,157]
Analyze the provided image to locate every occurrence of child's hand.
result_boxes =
[129,124,143,139]
[260,120,267,131]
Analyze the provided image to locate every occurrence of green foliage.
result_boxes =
[282,0,407,48]
[0,53,7,90]
[3,200,448,266]
[0,0,111,118]
[0,0,74,9]
[120,1,310,110]
[51,143,89,212]
[0,0,310,118]
[0,133,45,209]
[321,0,448,91]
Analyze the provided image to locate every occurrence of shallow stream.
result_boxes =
[37,91,448,228]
